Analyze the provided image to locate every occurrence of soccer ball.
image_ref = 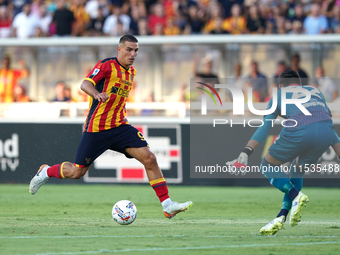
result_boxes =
[112,200,137,225]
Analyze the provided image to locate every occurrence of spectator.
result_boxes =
[272,61,287,87]
[137,17,150,35]
[12,0,31,17]
[64,86,75,102]
[39,4,52,36]
[289,20,303,35]
[52,81,71,102]
[31,0,43,17]
[0,0,9,7]
[290,4,306,24]
[0,6,11,38]
[174,0,189,32]
[110,0,124,8]
[186,4,204,34]
[14,84,31,102]
[163,0,176,20]
[46,0,57,13]
[148,3,166,35]
[303,3,328,34]
[103,6,130,36]
[209,16,228,34]
[230,62,246,91]
[246,5,265,34]
[222,4,247,34]
[88,6,106,36]
[275,15,287,34]
[314,66,338,102]
[70,0,91,36]
[265,20,274,34]
[265,60,287,101]
[34,26,45,37]
[85,0,100,20]
[0,56,29,102]
[110,19,125,36]
[52,0,76,36]
[247,60,268,102]
[322,0,336,20]
[289,53,309,83]
[129,6,140,35]
[330,5,340,33]
[193,54,219,85]
[98,0,110,18]
[122,0,146,19]
[203,4,223,34]
[218,0,244,18]
[12,3,41,38]
[164,18,180,35]
[153,22,164,35]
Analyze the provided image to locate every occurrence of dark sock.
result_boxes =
[276,209,289,219]
[288,187,299,201]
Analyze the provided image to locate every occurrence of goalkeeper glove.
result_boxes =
[226,147,253,174]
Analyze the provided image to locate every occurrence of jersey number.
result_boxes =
[137,131,145,141]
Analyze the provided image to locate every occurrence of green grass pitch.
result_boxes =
[1,184,340,255]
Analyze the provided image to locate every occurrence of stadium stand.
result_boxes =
[0,0,340,38]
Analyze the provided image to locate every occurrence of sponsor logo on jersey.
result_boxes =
[111,86,130,98]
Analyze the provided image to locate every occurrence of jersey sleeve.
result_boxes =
[250,114,277,144]
[84,60,111,86]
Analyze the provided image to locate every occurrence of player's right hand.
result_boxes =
[226,152,248,175]
[95,92,109,103]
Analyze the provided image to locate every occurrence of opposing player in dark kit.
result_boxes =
[227,70,338,235]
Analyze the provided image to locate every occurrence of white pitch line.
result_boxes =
[2,235,340,239]
[15,241,340,255]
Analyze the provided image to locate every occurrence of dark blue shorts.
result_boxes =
[74,124,148,167]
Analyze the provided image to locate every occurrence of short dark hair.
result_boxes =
[291,53,300,60]
[278,69,301,87]
[277,60,286,66]
[119,35,138,45]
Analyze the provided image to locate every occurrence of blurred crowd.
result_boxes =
[193,53,339,103]
[1,53,338,105]
[1,0,340,38]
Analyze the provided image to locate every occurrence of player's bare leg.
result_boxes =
[29,163,91,194]
[126,147,193,218]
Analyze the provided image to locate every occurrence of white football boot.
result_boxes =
[260,216,285,236]
[289,191,309,226]
[163,201,193,219]
[29,164,50,195]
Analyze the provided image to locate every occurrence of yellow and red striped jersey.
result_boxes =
[0,69,25,102]
[83,57,136,132]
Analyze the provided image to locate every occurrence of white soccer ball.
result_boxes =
[112,200,137,225]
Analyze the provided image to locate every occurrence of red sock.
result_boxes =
[47,163,66,179]
[150,177,170,202]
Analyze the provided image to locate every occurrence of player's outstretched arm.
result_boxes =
[80,80,109,103]
[226,113,277,170]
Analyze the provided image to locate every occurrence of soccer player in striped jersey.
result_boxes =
[227,70,338,235]
[29,35,192,218]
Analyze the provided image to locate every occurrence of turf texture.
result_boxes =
[1,185,340,255]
